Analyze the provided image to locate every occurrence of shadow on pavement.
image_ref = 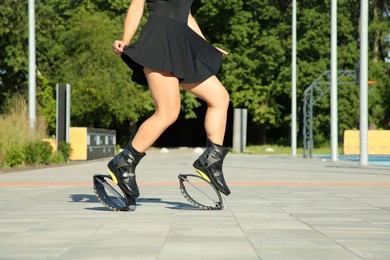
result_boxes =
[69,194,200,211]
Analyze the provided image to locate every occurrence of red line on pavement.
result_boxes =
[0,182,93,187]
[228,181,390,187]
[1,181,390,187]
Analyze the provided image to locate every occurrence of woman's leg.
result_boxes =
[107,68,181,197]
[182,76,231,195]
[181,76,230,145]
[131,68,181,152]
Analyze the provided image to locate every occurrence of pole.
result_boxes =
[28,0,36,131]
[291,0,297,157]
[233,108,247,152]
[359,0,369,166]
[330,0,338,161]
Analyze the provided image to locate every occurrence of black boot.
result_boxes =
[193,139,231,196]
[107,142,145,198]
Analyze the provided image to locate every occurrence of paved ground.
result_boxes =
[0,148,390,260]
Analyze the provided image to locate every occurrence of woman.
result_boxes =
[108,0,231,200]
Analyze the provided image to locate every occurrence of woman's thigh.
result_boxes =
[144,68,181,117]
[181,76,229,107]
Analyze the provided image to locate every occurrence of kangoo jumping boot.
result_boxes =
[107,143,145,198]
[193,139,231,196]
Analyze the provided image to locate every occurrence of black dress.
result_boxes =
[121,0,223,86]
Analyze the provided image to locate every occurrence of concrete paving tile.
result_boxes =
[5,229,97,244]
[245,229,335,249]
[353,215,390,224]
[81,235,167,247]
[0,220,44,232]
[353,250,390,260]
[320,230,390,241]
[239,220,313,231]
[245,229,327,240]
[57,245,161,260]
[342,241,390,252]
[0,245,68,259]
[167,228,245,239]
[167,219,246,239]
[165,235,247,243]
[158,241,259,260]
[252,239,347,249]
[256,247,361,260]
[1,152,390,260]
[311,223,387,231]
[297,216,368,225]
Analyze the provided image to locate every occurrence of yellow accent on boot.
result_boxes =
[195,169,211,183]
[108,169,119,184]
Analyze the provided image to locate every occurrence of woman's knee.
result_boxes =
[182,76,230,109]
[210,87,230,110]
[155,107,180,127]
[222,88,230,106]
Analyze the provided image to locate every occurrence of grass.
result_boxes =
[0,97,47,164]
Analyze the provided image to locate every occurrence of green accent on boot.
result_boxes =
[195,169,211,183]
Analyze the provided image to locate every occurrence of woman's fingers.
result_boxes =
[112,40,127,55]
[215,47,228,56]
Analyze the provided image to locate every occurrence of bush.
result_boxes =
[50,153,66,164]
[4,145,25,167]
[57,141,72,162]
[24,141,53,165]
[0,96,47,148]
[0,96,49,168]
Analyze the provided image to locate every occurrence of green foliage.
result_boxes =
[56,8,151,128]
[0,0,28,107]
[181,91,201,119]
[36,74,57,135]
[0,96,71,168]
[57,141,72,162]
[24,141,53,165]
[1,140,71,168]
[194,0,389,146]
[49,154,66,164]
[0,0,389,147]
[4,145,25,167]
[0,96,47,150]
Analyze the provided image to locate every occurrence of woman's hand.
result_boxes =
[112,40,127,55]
[215,47,228,56]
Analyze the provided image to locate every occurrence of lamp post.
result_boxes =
[291,0,297,157]
[330,0,338,161]
[359,0,369,166]
[28,0,36,131]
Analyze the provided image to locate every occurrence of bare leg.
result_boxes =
[183,76,231,195]
[181,76,230,145]
[107,68,180,198]
[131,68,181,152]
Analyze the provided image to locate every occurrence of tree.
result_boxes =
[194,0,389,146]
[0,0,28,108]
[56,8,152,128]
[1,0,389,147]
